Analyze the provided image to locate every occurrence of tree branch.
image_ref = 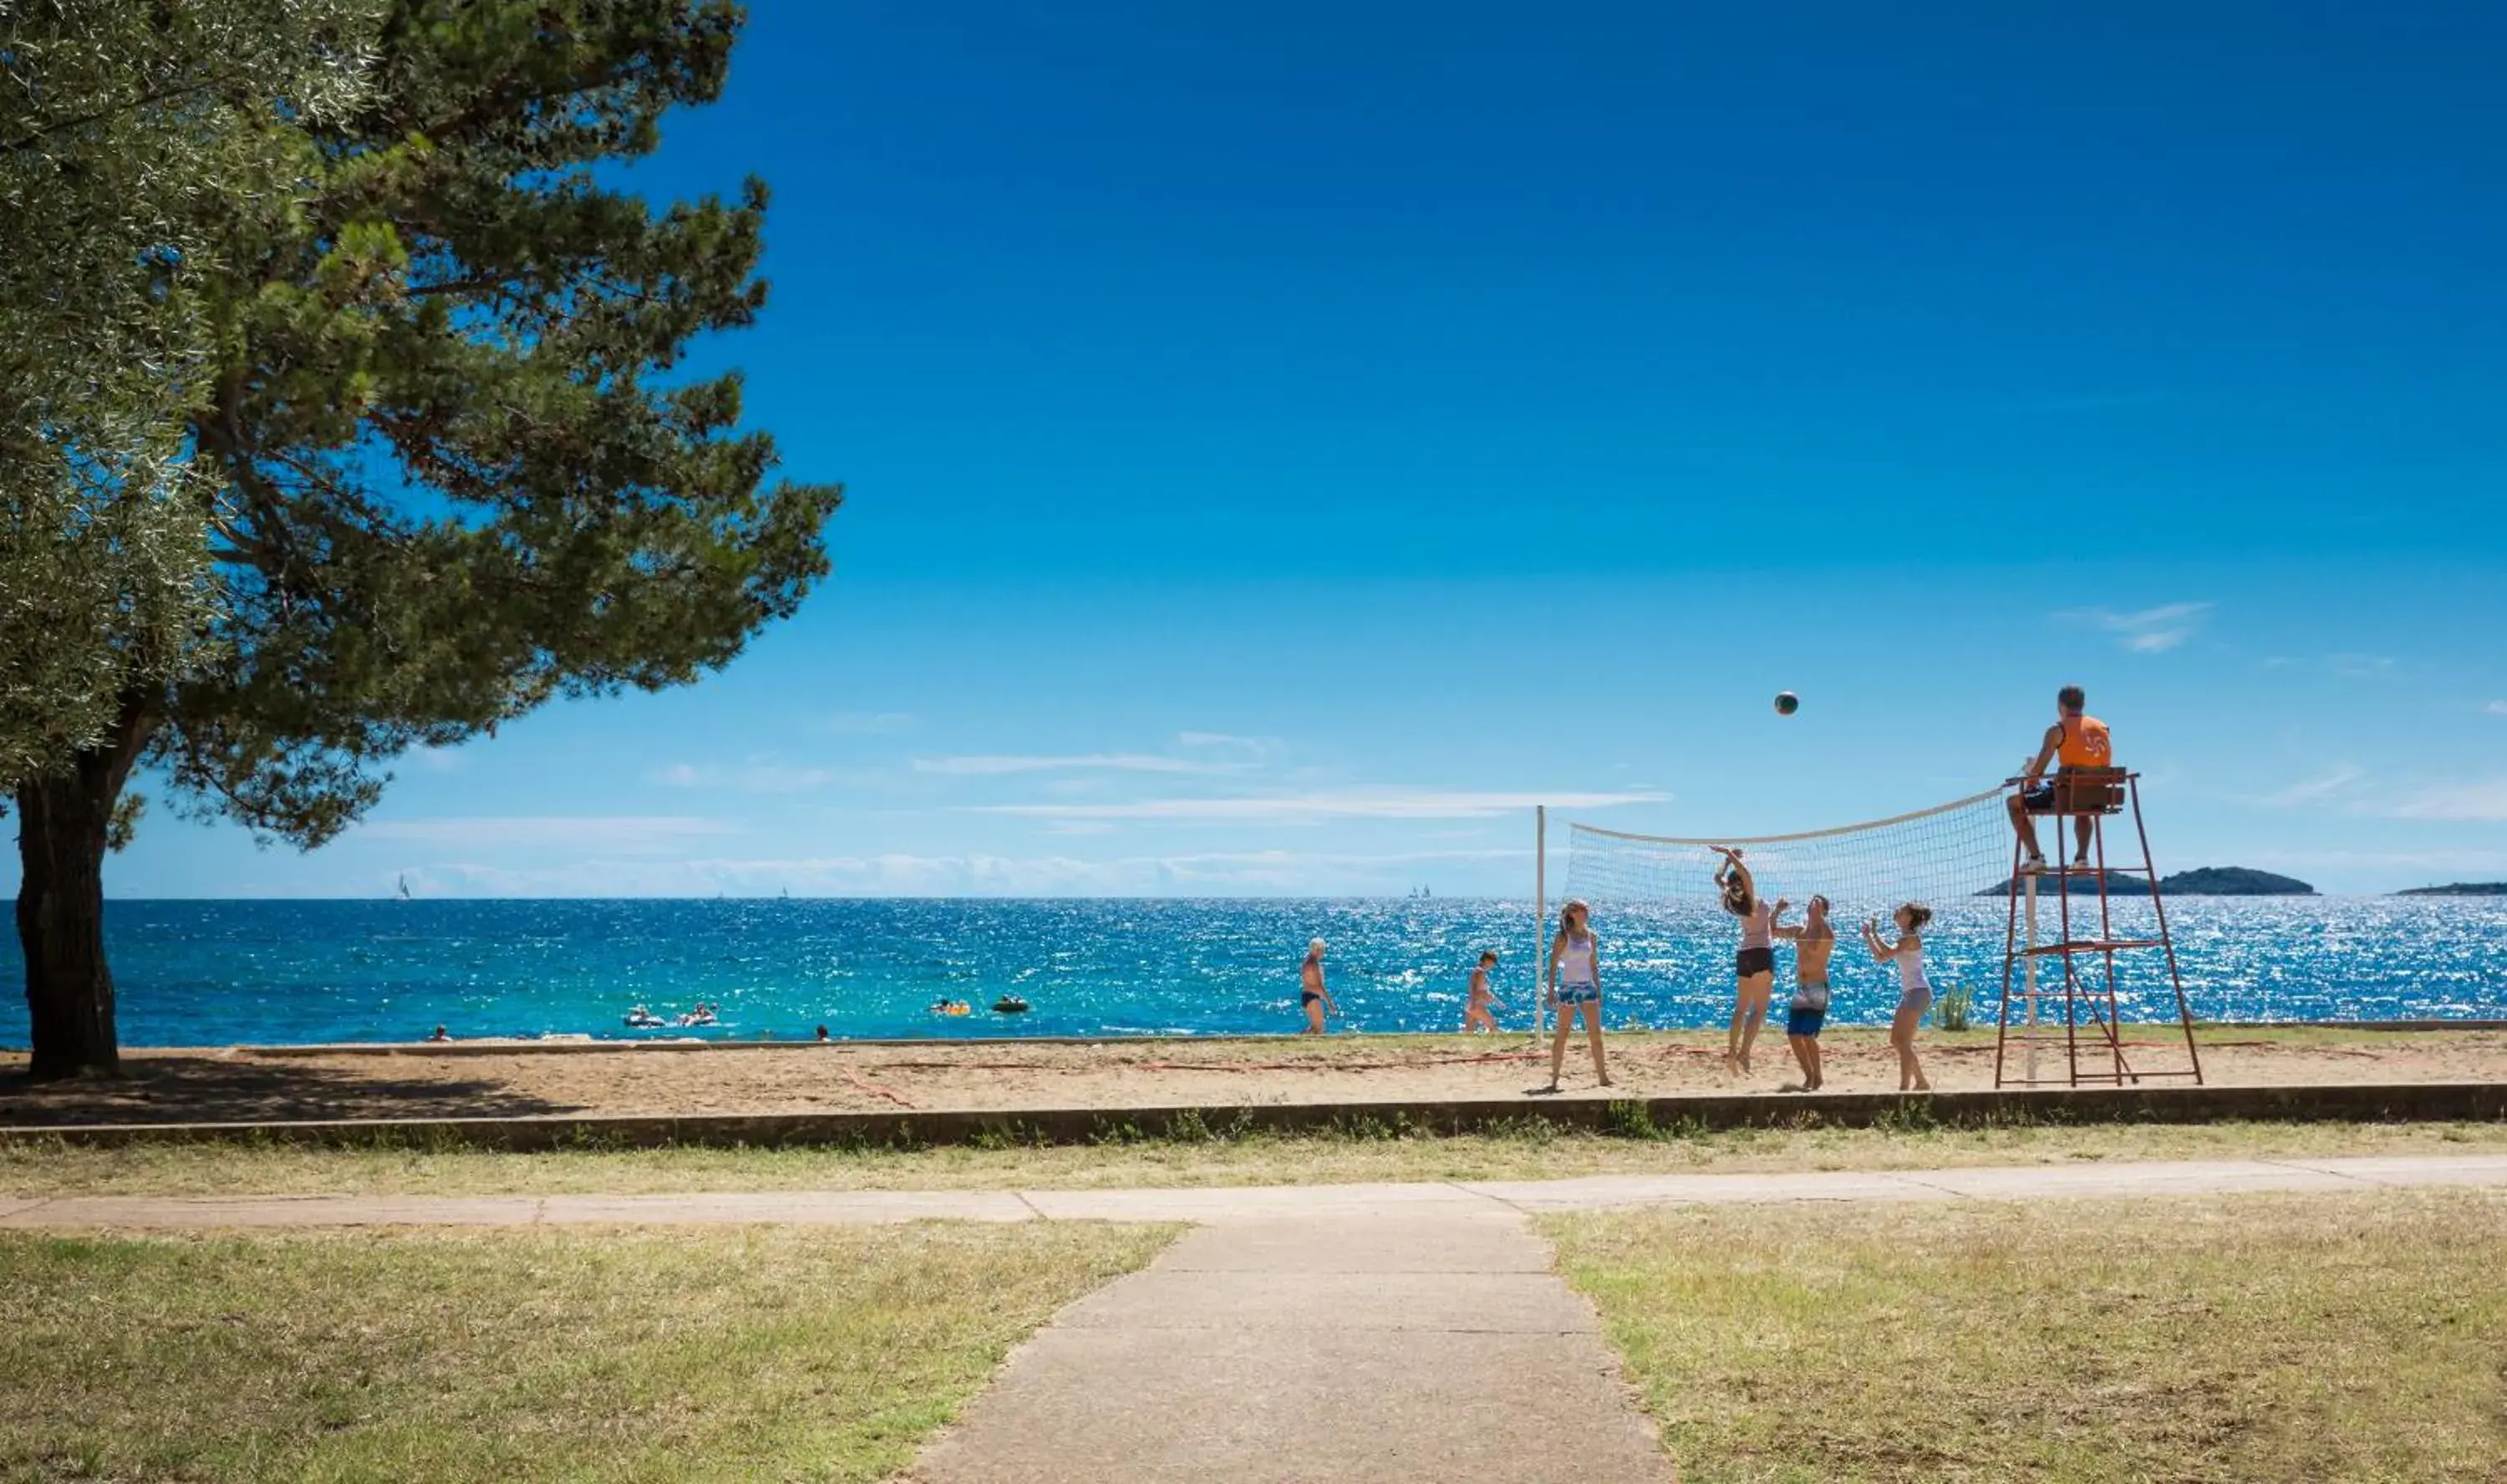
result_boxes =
[0,76,238,155]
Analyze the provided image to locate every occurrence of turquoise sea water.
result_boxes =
[13,897,2503,1047]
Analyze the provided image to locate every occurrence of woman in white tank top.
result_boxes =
[1860,902,1935,1092]
[1543,899,1611,1093]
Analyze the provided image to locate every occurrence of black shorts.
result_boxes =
[2023,768,2115,815]
[1301,991,1320,1007]
[1737,946,1776,979]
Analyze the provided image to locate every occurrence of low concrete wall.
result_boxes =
[7,1080,2503,1151]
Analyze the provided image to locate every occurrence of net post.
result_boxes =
[1533,806,1548,1039]
[2023,872,2042,1083]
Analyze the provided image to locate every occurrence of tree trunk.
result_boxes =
[15,702,147,1082]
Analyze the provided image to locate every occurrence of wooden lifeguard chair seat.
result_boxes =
[2050,766,2128,816]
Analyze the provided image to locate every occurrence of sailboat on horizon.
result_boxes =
[395,874,413,901]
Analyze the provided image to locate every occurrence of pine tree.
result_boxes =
[8,1,840,1079]
[3,1,382,798]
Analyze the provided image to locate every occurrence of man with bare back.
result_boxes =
[1299,938,1336,1034]
[1770,895,1836,1091]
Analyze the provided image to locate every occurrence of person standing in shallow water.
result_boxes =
[1299,938,1335,1034]
[1542,900,1611,1092]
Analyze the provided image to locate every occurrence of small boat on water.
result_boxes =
[991,996,1030,1015]
[623,1006,666,1029]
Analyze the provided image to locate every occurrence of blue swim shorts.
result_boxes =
[1786,1005,1827,1039]
[1554,983,1599,1006]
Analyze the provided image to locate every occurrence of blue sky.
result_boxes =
[38,2,2507,897]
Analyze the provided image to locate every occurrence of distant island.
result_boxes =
[2396,882,2507,897]
[1978,866,2315,897]
[2158,867,2317,896]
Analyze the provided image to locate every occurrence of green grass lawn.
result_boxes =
[4,1116,2504,1198]
[1548,1189,2507,1483]
[0,1222,1173,1483]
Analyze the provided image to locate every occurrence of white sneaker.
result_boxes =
[2021,855,2048,875]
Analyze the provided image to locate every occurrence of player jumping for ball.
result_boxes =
[1712,847,1776,1075]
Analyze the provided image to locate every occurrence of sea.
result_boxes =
[13,896,2504,1048]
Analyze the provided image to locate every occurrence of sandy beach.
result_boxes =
[3,1026,2503,1126]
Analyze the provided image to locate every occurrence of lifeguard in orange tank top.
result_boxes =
[2008,686,2112,871]
[2058,714,2112,770]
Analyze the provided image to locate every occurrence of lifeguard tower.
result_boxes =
[1995,769,2204,1087]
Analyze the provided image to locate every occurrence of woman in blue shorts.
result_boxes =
[1542,899,1612,1093]
[1862,903,1936,1092]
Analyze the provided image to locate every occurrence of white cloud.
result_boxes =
[403,745,465,773]
[408,846,1530,898]
[2481,700,2507,717]
[914,753,1249,776]
[2328,653,2397,679]
[2064,602,2212,653]
[2243,763,2366,809]
[2387,780,2507,823]
[648,762,848,793]
[1177,731,1274,756]
[969,788,1667,821]
[358,816,735,848]
[824,712,913,734]
[416,853,1120,897]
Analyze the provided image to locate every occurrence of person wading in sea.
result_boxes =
[1299,938,1336,1034]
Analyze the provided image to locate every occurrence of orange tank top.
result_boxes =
[2058,714,2113,769]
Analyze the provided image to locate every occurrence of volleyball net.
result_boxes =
[1558,785,2015,919]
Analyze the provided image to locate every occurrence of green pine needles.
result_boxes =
[3,0,841,1077]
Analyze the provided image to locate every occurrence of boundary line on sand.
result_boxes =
[5,1080,2504,1151]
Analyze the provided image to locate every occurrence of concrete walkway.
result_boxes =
[905,1211,1668,1483]
[12,1157,2503,1484]
[4,1153,2504,1231]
